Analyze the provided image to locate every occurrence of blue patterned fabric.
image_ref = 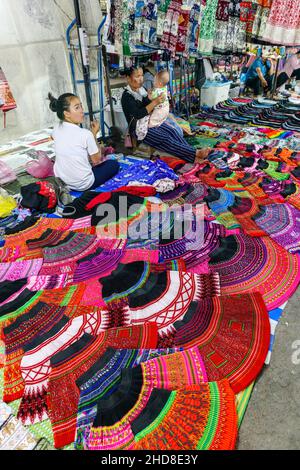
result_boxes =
[74,347,179,450]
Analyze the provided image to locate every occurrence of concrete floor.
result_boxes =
[238,288,300,450]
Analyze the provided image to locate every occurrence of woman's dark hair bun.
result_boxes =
[48,92,58,113]
[122,66,141,77]
[47,91,77,120]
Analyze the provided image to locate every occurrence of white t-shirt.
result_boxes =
[52,121,99,191]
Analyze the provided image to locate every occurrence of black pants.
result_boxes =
[276,68,300,89]
[276,72,289,89]
[292,68,300,80]
[245,74,274,95]
[89,160,120,189]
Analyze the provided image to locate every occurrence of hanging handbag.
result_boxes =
[124,131,133,148]
[124,117,136,148]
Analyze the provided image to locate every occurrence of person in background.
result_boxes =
[142,65,155,91]
[245,54,274,97]
[121,67,211,163]
[276,50,300,89]
[48,93,119,192]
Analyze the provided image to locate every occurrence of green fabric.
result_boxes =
[236,382,255,427]
[198,0,219,54]
[122,1,131,56]
[159,0,172,13]
[187,136,226,148]
[263,161,290,181]
[196,382,220,449]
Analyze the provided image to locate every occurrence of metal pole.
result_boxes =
[102,44,116,127]
[66,19,78,95]
[271,57,280,99]
[73,0,94,122]
[98,15,107,138]
[184,59,190,120]
[179,56,183,116]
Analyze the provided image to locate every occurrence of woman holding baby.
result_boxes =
[121,67,210,163]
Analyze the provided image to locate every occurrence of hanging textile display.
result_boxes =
[213,0,230,53]
[188,3,201,55]
[251,0,272,41]
[226,0,246,53]
[160,0,182,55]
[0,67,17,128]
[213,0,246,54]
[198,0,219,55]
[103,0,300,58]
[240,1,257,43]
[262,0,300,45]
[176,8,190,55]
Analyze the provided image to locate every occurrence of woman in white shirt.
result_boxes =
[48,92,119,191]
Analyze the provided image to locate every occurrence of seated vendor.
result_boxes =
[245,54,274,98]
[121,66,211,163]
[48,92,119,191]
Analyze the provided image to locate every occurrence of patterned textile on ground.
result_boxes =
[74,347,180,450]
[87,381,238,450]
[100,260,221,306]
[1,105,300,451]
[83,347,207,450]
[1,303,108,403]
[209,233,300,310]
[48,346,180,449]
[129,382,237,450]
[17,323,157,427]
[170,292,270,393]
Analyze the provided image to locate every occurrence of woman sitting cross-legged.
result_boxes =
[48,92,119,191]
[121,67,211,163]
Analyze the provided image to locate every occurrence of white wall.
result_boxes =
[0,0,102,143]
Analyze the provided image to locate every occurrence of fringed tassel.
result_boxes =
[17,384,49,425]
[157,330,177,348]
[194,273,221,300]
[104,298,131,329]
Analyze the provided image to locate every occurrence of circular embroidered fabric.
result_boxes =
[124,271,220,337]
[101,261,220,318]
[131,381,237,450]
[47,325,158,449]
[253,203,300,254]
[209,233,300,310]
[74,347,179,451]
[2,302,95,403]
[171,292,270,393]
[18,322,157,429]
[159,220,227,269]
[0,259,43,282]
[42,232,99,265]
[86,348,207,450]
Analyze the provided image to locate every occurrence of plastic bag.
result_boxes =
[0,188,17,218]
[0,161,16,185]
[26,152,54,178]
